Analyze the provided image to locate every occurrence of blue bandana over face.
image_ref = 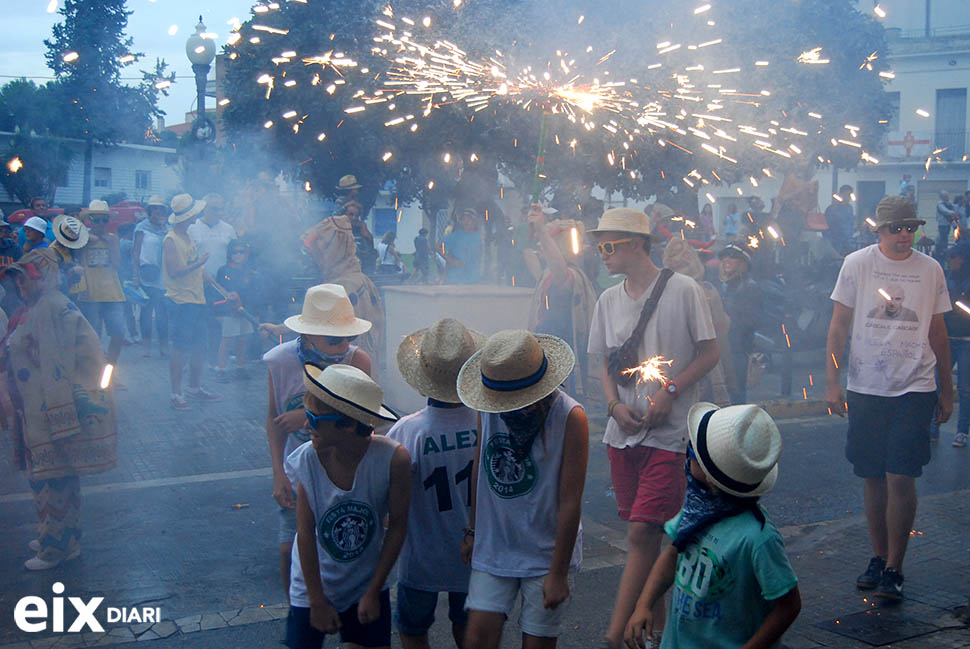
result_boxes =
[672,465,764,552]
[297,335,346,366]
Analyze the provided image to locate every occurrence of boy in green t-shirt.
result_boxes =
[624,403,800,649]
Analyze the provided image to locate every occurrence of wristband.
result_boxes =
[607,399,621,418]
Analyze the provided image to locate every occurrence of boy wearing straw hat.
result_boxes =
[284,363,409,649]
[624,403,800,649]
[387,318,485,649]
[264,284,373,600]
[457,330,589,649]
[587,208,719,649]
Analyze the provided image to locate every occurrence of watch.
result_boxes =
[665,381,678,396]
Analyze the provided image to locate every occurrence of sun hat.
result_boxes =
[662,238,704,281]
[336,174,362,191]
[146,195,167,208]
[398,318,486,403]
[457,329,575,413]
[169,193,206,224]
[871,195,925,229]
[24,216,48,234]
[52,214,89,250]
[284,284,373,337]
[687,402,781,498]
[717,243,752,264]
[587,207,651,237]
[651,203,676,220]
[80,199,112,216]
[303,363,397,428]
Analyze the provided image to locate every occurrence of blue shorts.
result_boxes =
[79,301,125,338]
[285,590,391,649]
[846,390,937,478]
[395,584,468,636]
[167,300,207,351]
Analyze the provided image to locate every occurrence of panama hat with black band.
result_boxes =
[303,363,397,429]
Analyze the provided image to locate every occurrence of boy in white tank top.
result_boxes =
[456,330,589,649]
[387,319,485,649]
[284,363,409,649]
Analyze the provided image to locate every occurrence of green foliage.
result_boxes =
[0,134,75,206]
[222,0,891,215]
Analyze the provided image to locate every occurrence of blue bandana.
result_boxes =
[672,470,764,552]
[297,335,347,366]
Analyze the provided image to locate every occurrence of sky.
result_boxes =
[3,0,257,125]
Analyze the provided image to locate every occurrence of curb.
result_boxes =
[758,398,830,420]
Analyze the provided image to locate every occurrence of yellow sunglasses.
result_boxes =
[596,238,634,255]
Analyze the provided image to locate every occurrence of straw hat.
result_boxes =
[587,207,651,237]
[457,329,575,413]
[80,199,112,218]
[398,318,486,403]
[147,195,167,208]
[303,363,397,428]
[284,284,373,337]
[24,216,48,234]
[52,214,89,250]
[169,193,206,224]
[336,174,362,191]
[871,195,925,229]
[687,402,781,498]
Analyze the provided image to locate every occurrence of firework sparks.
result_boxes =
[622,356,674,386]
[7,157,23,173]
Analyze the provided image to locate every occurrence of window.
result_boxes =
[135,170,152,191]
[935,88,967,160]
[94,166,112,189]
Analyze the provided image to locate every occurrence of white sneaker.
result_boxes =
[24,547,81,571]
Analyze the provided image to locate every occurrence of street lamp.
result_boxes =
[185,16,216,143]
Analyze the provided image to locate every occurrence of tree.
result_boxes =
[44,0,174,203]
[0,133,75,206]
[222,0,891,217]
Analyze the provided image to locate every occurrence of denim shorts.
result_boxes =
[78,301,125,338]
[168,300,206,351]
[395,584,468,636]
[285,590,391,649]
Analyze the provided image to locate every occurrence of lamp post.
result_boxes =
[185,16,216,144]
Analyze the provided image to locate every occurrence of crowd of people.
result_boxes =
[0,168,965,649]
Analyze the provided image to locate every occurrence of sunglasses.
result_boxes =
[304,407,345,429]
[887,223,918,235]
[596,238,634,256]
[92,217,110,224]
[326,335,357,345]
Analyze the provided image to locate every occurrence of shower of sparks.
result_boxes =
[622,356,674,386]
[797,47,830,65]
[7,157,23,173]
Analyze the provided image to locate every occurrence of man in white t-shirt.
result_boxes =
[187,193,237,279]
[586,208,719,649]
[826,194,952,602]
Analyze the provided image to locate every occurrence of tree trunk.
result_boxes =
[82,137,93,205]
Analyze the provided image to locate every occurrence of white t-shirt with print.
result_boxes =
[830,244,950,397]
[588,272,716,451]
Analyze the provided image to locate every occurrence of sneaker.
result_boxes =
[171,394,190,410]
[875,567,904,601]
[954,432,968,448]
[856,556,886,590]
[24,547,81,571]
[186,387,221,401]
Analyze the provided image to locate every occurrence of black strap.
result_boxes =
[628,268,675,346]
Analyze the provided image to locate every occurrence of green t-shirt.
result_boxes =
[661,507,798,649]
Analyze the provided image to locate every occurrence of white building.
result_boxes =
[0,131,180,208]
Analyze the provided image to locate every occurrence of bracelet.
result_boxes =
[607,399,620,418]
[463,527,475,538]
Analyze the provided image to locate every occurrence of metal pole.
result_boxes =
[192,63,210,132]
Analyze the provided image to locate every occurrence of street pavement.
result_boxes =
[1,346,968,648]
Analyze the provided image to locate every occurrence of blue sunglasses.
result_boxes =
[304,408,345,429]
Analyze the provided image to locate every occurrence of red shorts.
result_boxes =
[607,446,686,525]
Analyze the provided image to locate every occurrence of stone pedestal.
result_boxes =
[380,285,533,414]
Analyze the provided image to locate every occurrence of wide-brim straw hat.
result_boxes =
[336,174,362,191]
[398,318,486,403]
[871,194,925,229]
[169,193,206,224]
[284,283,373,337]
[80,199,112,218]
[52,214,89,250]
[687,402,781,498]
[303,363,397,428]
[457,329,575,413]
[587,207,651,238]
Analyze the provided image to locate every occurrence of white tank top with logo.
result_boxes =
[471,389,583,578]
[386,404,478,592]
[285,435,399,611]
[262,339,359,461]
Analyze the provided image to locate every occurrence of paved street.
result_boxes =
[1,348,969,648]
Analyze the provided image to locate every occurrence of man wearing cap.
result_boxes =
[586,208,719,649]
[826,194,952,601]
[443,209,483,285]
[717,243,763,404]
[16,197,55,248]
[333,174,362,217]
[132,196,171,357]
[387,319,484,648]
[21,217,51,253]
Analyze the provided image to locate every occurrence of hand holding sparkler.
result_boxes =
[622,356,676,430]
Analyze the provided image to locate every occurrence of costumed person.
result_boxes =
[525,203,598,398]
[662,238,733,406]
[302,214,384,366]
[2,248,117,570]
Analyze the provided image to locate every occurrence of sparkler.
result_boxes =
[622,356,674,386]
[100,364,114,389]
[7,157,23,173]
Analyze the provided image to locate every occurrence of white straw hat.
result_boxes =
[303,363,397,428]
[398,318,486,403]
[284,284,373,337]
[169,193,206,224]
[80,199,112,218]
[457,329,574,413]
[147,195,167,208]
[52,214,89,249]
[687,402,781,498]
[24,216,49,234]
[587,207,651,237]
